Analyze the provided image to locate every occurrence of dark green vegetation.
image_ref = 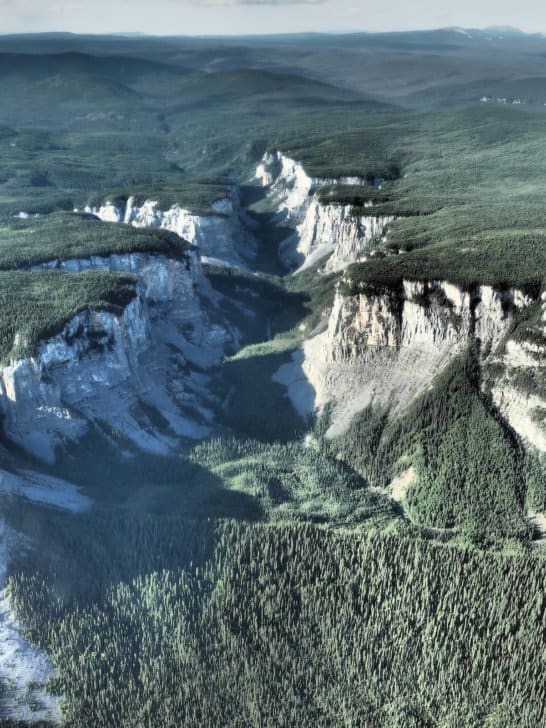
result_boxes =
[0,29,544,728]
[329,351,533,543]
[190,437,401,530]
[288,107,546,291]
[0,213,192,269]
[0,37,545,295]
[0,270,135,361]
[0,212,193,362]
[5,511,546,727]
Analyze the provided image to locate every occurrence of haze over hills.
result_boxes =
[0,28,543,727]
[2,27,546,109]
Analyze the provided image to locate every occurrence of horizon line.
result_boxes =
[0,25,543,40]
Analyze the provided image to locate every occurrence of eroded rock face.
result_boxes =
[0,253,231,463]
[256,151,390,271]
[283,200,395,272]
[277,280,534,438]
[490,322,546,454]
[0,300,148,463]
[326,281,528,361]
[85,191,255,267]
[33,251,202,304]
[256,151,370,219]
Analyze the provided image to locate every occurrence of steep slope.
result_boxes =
[256,150,393,271]
[0,249,233,464]
[279,279,533,434]
[85,188,257,268]
[488,296,546,453]
[257,149,545,458]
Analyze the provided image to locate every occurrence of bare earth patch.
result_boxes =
[0,522,60,724]
[388,466,416,504]
[0,467,91,723]
[528,509,546,540]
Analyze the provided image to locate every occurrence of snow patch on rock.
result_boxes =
[15,212,41,220]
[0,469,91,511]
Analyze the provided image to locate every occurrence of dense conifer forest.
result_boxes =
[4,512,546,727]
[0,28,544,727]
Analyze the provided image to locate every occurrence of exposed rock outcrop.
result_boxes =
[276,279,534,438]
[490,339,546,453]
[256,151,370,219]
[0,252,231,463]
[32,250,202,304]
[256,151,392,271]
[85,190,256,267]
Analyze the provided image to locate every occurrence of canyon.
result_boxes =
[0,149,544,471]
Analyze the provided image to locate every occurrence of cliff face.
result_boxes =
[325,281,525,359]
[256,151,369,218]
[487,294,546,453]
[284,201,395,272]
[490,340,546,453]
[0,252,231,463]
[278,280,536,439]
[85,190,256,267]
[0,300,148,463]
[33,251,202,304]
[256,151,391,271]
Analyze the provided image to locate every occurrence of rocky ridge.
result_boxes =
[256,150,392,271]
[0,250,232,463]
[85,188,256,268]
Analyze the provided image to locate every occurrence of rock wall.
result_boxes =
[0,252,230,463]
[256,150,391,271]
[85,191,255,267]
[256,151,370,219]
[0,299,147,463]
[488,294,546,452]
[325,281,526,360]
[285,199,395,271]
[276,280,534,438]
[33,250,202,305]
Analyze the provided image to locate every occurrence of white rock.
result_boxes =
[85,189,255,267]
[276,281,535,439]
[256,151,388,271]
[2,252,230,462]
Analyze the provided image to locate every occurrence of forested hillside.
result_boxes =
[0,29,544,728]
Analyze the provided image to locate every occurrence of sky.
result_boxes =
[1,0,545,36]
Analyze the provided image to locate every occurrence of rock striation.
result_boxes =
[277,279,536,439]
[0,252,231,463]
[256,150,391,271]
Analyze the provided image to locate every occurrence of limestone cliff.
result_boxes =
[256,151,392,271]
[487,293,546,452]
[277,279,535,439]
[85,189,256,267]
[0,252,231,463]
